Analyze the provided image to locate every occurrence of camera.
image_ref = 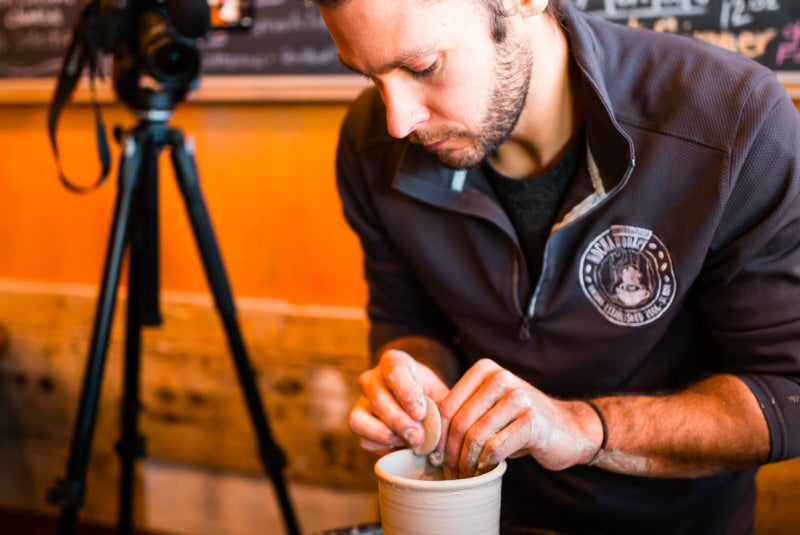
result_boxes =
[89,0,252,111]
[104,0,202,111]
[48,0,253,191]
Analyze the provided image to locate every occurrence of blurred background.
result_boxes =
[2,1,800,533]
[0,91,384,534]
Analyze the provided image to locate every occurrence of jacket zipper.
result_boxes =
[511,246,532,340]
[513,147,636,342]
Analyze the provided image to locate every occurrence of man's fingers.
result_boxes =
[434,359,501,456]
[436,360,523,470]
[380,349,427,421]
[359,367,424,447]
[475,412,534,474]
[455,388,531,476]
[349,397,407,449]
[355,349,453,452]
[360,438,400,456]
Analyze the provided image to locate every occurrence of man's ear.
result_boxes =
[505,0,549,18]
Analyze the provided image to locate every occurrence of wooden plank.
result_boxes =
[0,76,371,104]
[140,459,379,535]
[3,280,799,533]
[0,281,377,529]
[0,435,143,527]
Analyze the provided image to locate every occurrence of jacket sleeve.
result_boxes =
[698,75,800,463]
[334,92,457,358]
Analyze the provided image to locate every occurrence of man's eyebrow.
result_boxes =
[337,56,368,76]
[337,47,436,77]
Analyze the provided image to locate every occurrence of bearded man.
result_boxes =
[311,0,800,532]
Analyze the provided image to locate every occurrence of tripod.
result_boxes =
[47,112,301,535]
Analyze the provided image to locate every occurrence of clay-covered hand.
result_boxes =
[432,359,602,478]
[349,349,450,455]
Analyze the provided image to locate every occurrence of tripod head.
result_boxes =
[94,0,209,113]
[47,0,253,190]
[96,0,253,112]
[103,0,205,113]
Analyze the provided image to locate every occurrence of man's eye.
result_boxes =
[409,61,439,79]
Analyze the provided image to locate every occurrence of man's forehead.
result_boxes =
[338,43,439,76]
[320,0,449,7]
[322,0,451,74]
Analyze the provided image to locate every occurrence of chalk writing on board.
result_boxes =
[572,0,781,30]
[0,0,79,76]
[250,5,327,37]
[1,0,800,79]
[0,0,345,78]
[197,1,346,75]
[572,0,708,20]
[570,0,800,69]
[776,20,800,66]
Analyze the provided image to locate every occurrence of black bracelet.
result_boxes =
[584,399,608,466]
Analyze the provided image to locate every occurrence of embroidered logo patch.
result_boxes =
[579,225,676,327]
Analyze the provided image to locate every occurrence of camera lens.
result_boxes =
[139,10,201,89]
[148,39,200,86]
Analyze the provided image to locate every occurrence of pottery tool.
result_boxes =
[412,396,441,456]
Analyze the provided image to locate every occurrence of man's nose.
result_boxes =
[381,81,429,139]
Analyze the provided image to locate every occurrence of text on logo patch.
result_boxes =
[579,225,676,327]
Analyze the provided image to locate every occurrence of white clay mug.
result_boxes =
[375,449,507,535]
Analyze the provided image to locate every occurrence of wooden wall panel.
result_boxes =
[0,281,376,528]
[2,283,800,532]
[2,96,800,534]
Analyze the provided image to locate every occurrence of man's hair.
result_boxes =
[309,0,566,43]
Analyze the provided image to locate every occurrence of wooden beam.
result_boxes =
[2,279,799,533]
[0,280,377,528]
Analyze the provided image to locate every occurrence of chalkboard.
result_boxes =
[0,0,350,78]
[200,2,347,76]
[1,0,799,100]
[573,0,800,73]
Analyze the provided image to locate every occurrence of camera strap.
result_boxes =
[47,1,111,193]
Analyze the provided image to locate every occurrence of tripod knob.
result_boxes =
[115,434,147,460]
[46,478,86,508]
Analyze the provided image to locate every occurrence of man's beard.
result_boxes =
[410,32,533,170]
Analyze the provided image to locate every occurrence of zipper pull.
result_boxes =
[518,316,531,341]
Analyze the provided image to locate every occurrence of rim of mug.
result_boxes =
[374,448,507,490]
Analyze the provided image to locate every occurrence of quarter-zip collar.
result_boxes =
[391,1,635,222]
[393,143,517,239]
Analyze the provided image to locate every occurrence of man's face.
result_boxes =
[321,0,533,169]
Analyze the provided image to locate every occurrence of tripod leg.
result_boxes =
[117,254,146,535]
[116,139,160,535]
[168,130,301,535]
[48,134,145,535]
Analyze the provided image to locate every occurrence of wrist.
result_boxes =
[583,400,608,466]
[559,398,608,466]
